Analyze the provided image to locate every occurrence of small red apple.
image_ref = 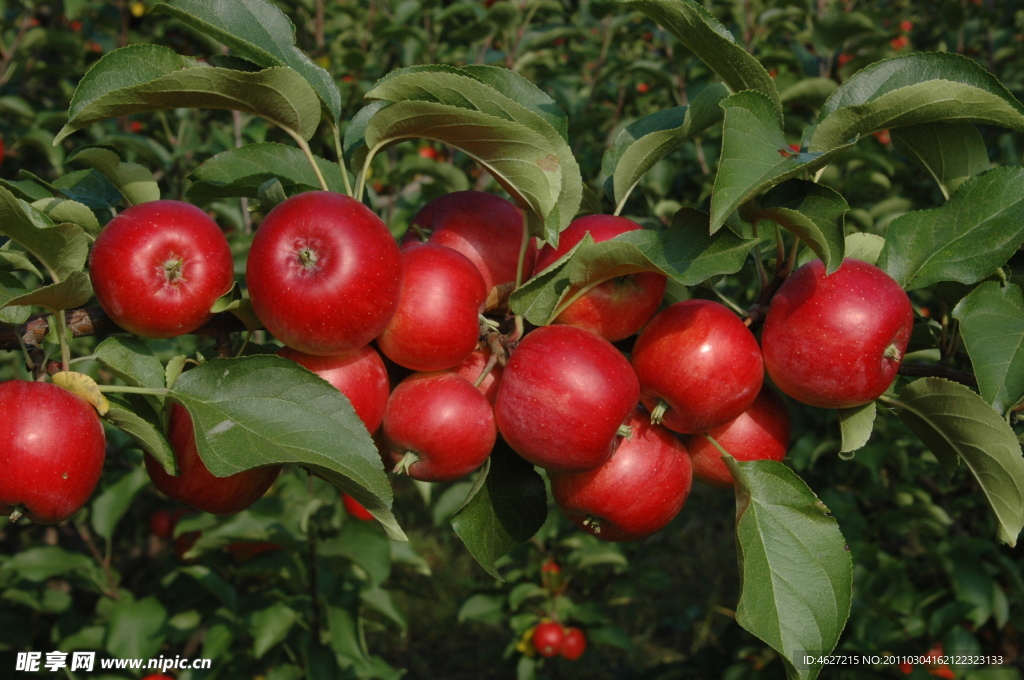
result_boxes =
[88,200,234,338]
[760,258,913,408]
[560,627,587,660]
[532,621,564,658]
[342,493,375,521]
[148,508,186,539]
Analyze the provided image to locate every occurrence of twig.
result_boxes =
[896,364,978,388]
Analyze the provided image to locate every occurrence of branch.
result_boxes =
[896,363,978,389]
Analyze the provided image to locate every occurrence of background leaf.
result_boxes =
[837,402,876,455]
[891,122,991,198]
[188,142,345,201]
[952,282,1024,415]
[0,187,89,281]
[66,146,160,206]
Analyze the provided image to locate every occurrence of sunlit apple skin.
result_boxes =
[682,386,791,488]
[405,191,533,310]
[0,381,105,524]
[277,345,389,433]
[761,258,914,408]
[533,215,666,341]
[631,300,764,434]
[451,347,504,403]
[550,409,692,542]
[382,372,496,482]
[144,404,282,515]
[246,191,403,356]
[376,244,487,371]
[494,325,640,473]
[88,200,234,338]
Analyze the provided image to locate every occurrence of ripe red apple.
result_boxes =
[277,345,389,433]
[405,191,533,310]
[88,200,234,338]
[144,404,281,515]
[342,493,376,521]
[451,347,503,403]
[532,621,564,658]
[246,191,403,356]
[560,627,587,660]
[382,372,496,482]
[631,300,763,434]
[0,381,105,524]
[533,215,666,341]
[761,258,914,408]
[682,386,791,488]
[494,325,639,473]
[550,409,692,542]
[376,244,487,372]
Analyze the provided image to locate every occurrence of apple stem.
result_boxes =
[650,400,669,425]
[617,423,632,439]
[53,311,71,373]
[8,507,23,523]
[473,352,499,389]
[394,451,420,476]
[883,343,902,362]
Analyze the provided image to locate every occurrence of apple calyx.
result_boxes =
[393,451,420,476]
[582,514,602,535]
[298,246,319,270]
[617,423,633,439]
[883,342,903,362]
[8,506,24,522]
[649,400,669,425]
[163,256,185,283]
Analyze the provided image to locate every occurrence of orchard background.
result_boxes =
[1,0,1024,679]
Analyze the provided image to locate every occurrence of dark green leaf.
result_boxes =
[450,445,547,580]
[103,395,176,472]
[95,337,167,390]
[457,593,505,624]
[751,179,847,274]
[361,585,407,631]
[507,235,592,326]
[343,101,392,169]
[250,603,298,658]
[0,187,89,281]
[891,122,991,198]
[878,167,1024,290]
[952,282,1024,415]
[320,520,393,586]
[66,146,160,206]
[51,169,125,211]
[90,467,150,541]
[105,596,167,660]
[0,547,99,582]
[31,197,100,236]
[1,272,92,311]
[188,142,345,201]
[779,77,838,108]
[459,64,569,142]
[838,402,876,455]
[726,457,852,680]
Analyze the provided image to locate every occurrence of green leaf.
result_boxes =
[90,467,150,541]
[952,282,1024,415]
[66,146,160,206]
[57,44,321,143]
[250,603,298,658]
[507,235,593,326]
[152,0,341,125]
[51,169,125,211]
[2,272,92,311]
[95,336,167,390]
[31,197,100,237]
[320,520,393,586]
[726,457,852,680]
[712,91,846,232]
[878,167,1024,290]
[103,395,176,472]
[0,546,99,582]
[167,355,404,541]
[105,596,167,660]
[891,122,991,198]
[886,378,1024,546]
[603,83,728,212]
[749,179,847,274]
[188,142,345,201]
[779,77,838,109]
[361,585,408,632]
[450,445,548,580]
[457,593,505,624]
[459,64,569,142]
[0,187,89,281]
[837,402,876,455]
[343,100,392,170]
[811,53,1024,152]
[620,0,781,122]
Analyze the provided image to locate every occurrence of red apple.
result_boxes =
[376,244,487,371]
[148,508,186,539]
[226,541,282,561]
[342,493,376,521]
[144,404,281,515]
[246,191,403,355]
[0,381,105,524]
[277,345,389,433]
[405,191,532,310]
[494,325,639,473]
[451,347,503,403]
[532,621,564,658]
[382,372,496,482]
[551,409,692,542]
[682,386,791,488]
[88,200,234,338]
[631,300,763,434]
[533,215,666,341]
[560,627,587,660]
[761,258,913,408]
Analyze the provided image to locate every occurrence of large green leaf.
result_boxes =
[103,394,176,473]
[51,169,125,211]
[885,378,1024,546]
[450,445,547,580]
[31,197,100,237]
[811,53,1024,152]
[188,142,345,201]
[151,0,341,124]
[459,64,569,142]
[2,271,92,311]
[66,146,160,206]
[95,337,167,390]
[57,44,321,143]
[747,179,847,274]
[507,236,593,326]
[0,187,89,281]
[620,0,781,122]
[168,355,404,540]
[878,167,1024,290]
[726,457,852,680]
[952,282,1024,416]
[891,122,991,199]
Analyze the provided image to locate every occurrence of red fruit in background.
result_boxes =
[890,35,909,50]
[532,622,565,658]
[495,325,639,473]
[873,129,892,145]
[0,381,105,524]
[541,559,561,575]
[226,541,282,561]
[551,409,692,542]
[144,404,281,515]
[631,300,763,434]
[405,191,532,310]
[342,493,375,521]
[451,347,503,403]
[141,675,175,680]
[534,215,667,341]
[761,258,913,409]
[682,386,791,488]
[838,52,855,66]
[277,345,389,433]
[636,82,650,93]
[148,508,186,539]
[900,20,913,32]
[88,200,234,338]
[0,136,4,163]
[560,627,587,660]
[376,244,487,371]
[383,372,496,482]
[418,145,439,160]
[246,191,403,356]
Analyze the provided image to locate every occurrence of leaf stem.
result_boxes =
[330,122,354,197]
[54,311,71,373]
[97,385,170,396]
[516,210,531,289]
[284,129,329,191]
[355,141,387,204]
